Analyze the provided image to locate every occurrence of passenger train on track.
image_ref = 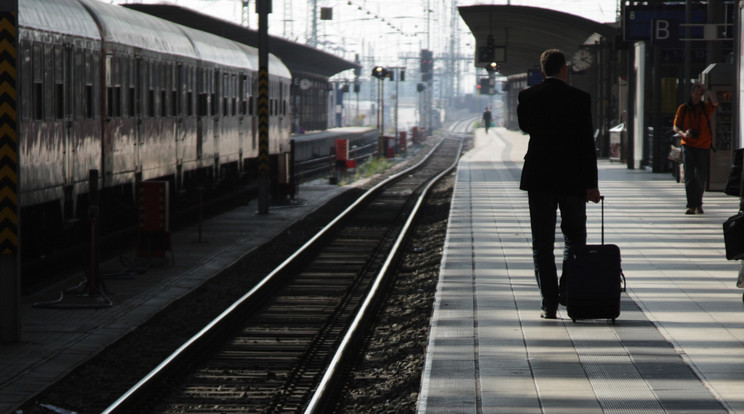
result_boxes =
[19,0,292,259]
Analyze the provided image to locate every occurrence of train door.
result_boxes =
[175,63,183,189]
[135,56,144,177]
[60,44,75,219]
[59,45,70,182]
[213,70,221,175]
[238,73,247,164]
[197,67,211,169]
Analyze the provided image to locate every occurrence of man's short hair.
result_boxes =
[540,49,565,77]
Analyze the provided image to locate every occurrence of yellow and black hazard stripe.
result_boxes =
[257,66,270,173]
[0,10,17,255]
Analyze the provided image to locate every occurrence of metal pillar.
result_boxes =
[257,0,271,215]
[0,0,19,342]
[684,0,692,96]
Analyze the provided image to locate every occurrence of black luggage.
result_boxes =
[561,196,626,323]
[723,211,744,260]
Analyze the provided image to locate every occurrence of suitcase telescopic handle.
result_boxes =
[600,195,605,245]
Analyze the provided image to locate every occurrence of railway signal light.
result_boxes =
[372,66,388,79]
[372,66,393,80]
[420,49,433,74]
[478,78,495,95]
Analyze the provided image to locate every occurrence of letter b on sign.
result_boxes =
[652,19,679,47]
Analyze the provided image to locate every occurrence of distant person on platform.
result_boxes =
[517,49,601,320]
[673,81,718,215]
[482,106,492,133]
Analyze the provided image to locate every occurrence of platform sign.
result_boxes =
[623,3,706,45]
[0,0,19,342]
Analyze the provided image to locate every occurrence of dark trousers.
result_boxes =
[528,191,587,311]
[682,145,709,209]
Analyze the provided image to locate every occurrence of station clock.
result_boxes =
[571,48,593,72]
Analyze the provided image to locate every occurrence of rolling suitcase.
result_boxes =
[723,211,744,260]
[562,196,626,323]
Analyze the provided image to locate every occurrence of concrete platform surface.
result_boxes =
[418,127,744,413]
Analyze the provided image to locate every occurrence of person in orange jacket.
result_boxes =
[673,81,718,215]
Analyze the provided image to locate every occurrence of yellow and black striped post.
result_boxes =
[256,0,271,214]
[0,0,19,342]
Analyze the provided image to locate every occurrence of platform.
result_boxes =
[418,127,744,413]
[0,180,349,413]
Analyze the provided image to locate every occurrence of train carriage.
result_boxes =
[16,0,292,261]
[79,0,200,218]
[18,0,103,254]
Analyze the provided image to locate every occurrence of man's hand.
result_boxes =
[586,188,601,203]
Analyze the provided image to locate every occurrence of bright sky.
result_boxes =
[109,0,619,88]
[110,1,619,49]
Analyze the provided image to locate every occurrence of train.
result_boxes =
[18,0,292,260]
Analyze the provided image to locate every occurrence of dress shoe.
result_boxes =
[695,207,704,214]
[685,208,695,215]
[540,309,557,319]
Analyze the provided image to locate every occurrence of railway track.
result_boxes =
[102,136,463,414]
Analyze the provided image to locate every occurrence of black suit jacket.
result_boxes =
[517,77,598,197]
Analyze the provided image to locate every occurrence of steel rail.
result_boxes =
[304,137,463,413]
[101,138,449,414]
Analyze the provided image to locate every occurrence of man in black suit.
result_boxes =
[517,49,601,319]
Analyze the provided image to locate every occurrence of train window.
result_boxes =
[187,66,194,117]
[172,91,178,117]
[249,96,253,116]
[197,68,207,117]
[114,87,122,117]
[173,64,179,117]
[86,85,93,119]
[55,83,64,120]
[161,90,167,117]
[31,44,42,120]
[239,74,246,115]
[73,50,82,119]
[148,89,154,118]
[212,71,219,117]
[128,87,135,118]
[33,82,43,121]
[119,58,128,117]
[135,58,144,118]
[84,50,93,119]
[54,47,64,120]
[198,94,207,117]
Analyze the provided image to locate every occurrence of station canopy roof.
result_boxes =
[124,4,359,79]
[458,5,617,76]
